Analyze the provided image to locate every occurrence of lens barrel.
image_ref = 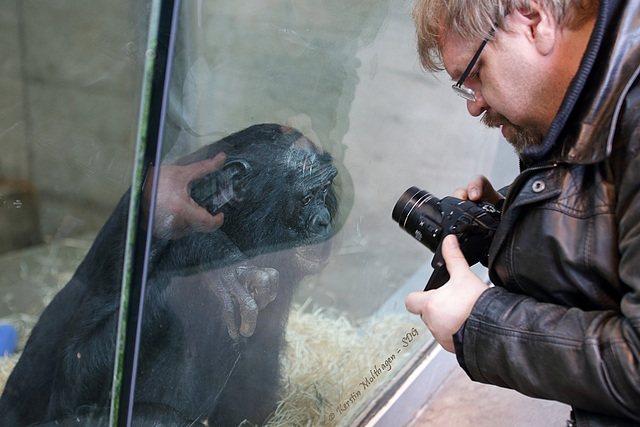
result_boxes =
[392,187,443,253]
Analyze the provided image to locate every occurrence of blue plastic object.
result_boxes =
[0,323,18,356]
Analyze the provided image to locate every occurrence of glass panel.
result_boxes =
[141,2,520,427]
[0,0,150,425]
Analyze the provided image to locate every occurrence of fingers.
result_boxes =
[214,269,259,339]
[441,234,470,274]
[405,290,456,353]
[234,266,280,337]
[453,175,504,205]
[237,293,259,338]
[405,290,429,315]
[452,175,493,200]
[452,187,469,200]
[217,282,240,340]
[404,236,471,315]
[406,235,489,354]
[466,174,487,201]
[181,204,224,234]
[195,264,279,341]
[175,153,227,236]
[245,268,278,310]
[185,153,227,182]
[466,174,502,204]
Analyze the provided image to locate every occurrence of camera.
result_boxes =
[392,186,500,290]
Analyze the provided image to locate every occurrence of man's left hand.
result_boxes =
[405,234,489,353]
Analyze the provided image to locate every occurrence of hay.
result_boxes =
[264,302,419,427]
[0,303,423,426]
[0,354,18,397]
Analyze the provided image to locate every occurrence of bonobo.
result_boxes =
[0,123,339,426]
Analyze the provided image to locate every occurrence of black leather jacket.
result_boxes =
[455,0,640,424]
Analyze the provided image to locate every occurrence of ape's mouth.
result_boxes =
[294,239,332,274]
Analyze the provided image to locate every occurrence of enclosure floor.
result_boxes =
[409,368,571,426]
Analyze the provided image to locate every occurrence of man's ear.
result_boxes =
[513,0,556,56]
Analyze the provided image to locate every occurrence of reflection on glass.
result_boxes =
[137,0,442,426]
[122,124,338,425]
[136,1,436,425]
[0,0,520,425]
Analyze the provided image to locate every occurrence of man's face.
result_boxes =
[480,110,545,154]
[439,21,562,153]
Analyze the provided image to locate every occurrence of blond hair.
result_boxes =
[414,0,599,72]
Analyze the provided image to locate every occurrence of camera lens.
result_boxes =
[392,187,443,253]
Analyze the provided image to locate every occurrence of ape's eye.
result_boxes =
[321,182,330,193]
[302,194,312,205]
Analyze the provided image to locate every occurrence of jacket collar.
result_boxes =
[520,0,640,167]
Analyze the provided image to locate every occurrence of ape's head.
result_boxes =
[190,123,339,276]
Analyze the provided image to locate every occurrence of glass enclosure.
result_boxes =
[0,0,148,425]
[0,0,519,426]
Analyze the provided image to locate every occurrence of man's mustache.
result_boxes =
[481,111,511,129]
[480,111,545,151]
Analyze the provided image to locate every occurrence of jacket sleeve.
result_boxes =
[461,286,640,420]
[459,127,640,422]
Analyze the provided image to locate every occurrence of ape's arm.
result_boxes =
[173,264,278,339]
[153,230,279,339]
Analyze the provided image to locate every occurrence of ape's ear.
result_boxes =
[211,159,252,209]
[220,159,251,179]
[190,159,252,212]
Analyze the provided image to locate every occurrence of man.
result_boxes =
[405,0,640,424]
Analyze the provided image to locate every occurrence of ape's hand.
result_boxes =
[203,263,279,340]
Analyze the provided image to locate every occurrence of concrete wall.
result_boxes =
[0,0,145,252]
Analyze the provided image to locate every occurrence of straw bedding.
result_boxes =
[0,304,420,427]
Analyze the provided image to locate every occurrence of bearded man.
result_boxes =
[405,1,640,425]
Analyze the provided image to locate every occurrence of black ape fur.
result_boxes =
[0,123,339,426]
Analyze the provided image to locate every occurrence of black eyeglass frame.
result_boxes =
[451,27,496,101]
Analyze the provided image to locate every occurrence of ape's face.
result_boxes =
[280,148,337,275]
[190,123,339,276]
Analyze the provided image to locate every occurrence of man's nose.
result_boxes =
[466,87,488,117]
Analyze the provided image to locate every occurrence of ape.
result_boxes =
[0,123,339,426]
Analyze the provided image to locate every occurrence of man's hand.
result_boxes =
[453,174,504,205]
[144,153,226,240]
[405,234,489,352]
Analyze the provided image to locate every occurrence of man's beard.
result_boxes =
[481,112,544,154]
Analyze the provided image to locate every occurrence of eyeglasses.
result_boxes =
[451,28,495,102]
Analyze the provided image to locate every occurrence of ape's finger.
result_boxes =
[238,293,258,337]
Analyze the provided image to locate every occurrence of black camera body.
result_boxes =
[392,187,500,290]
